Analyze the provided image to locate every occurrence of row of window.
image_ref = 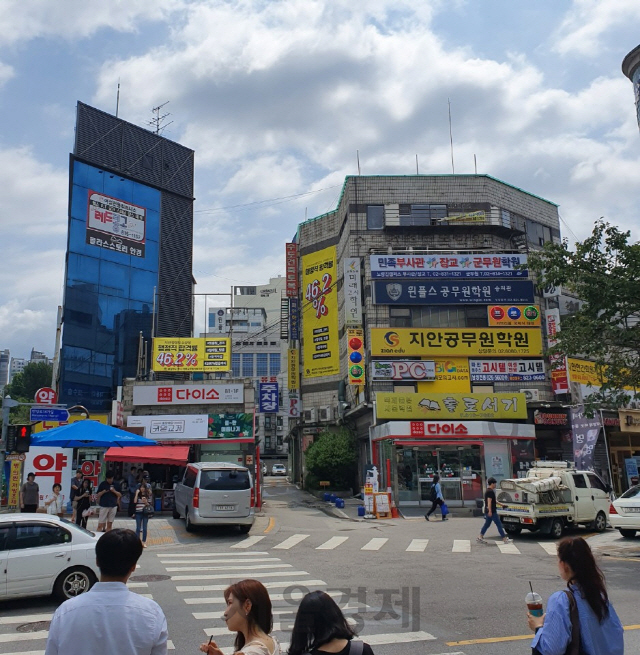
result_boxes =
[231,353,281,378]
[389,306,488,329]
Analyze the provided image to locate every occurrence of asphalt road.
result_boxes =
[2,477,639,655]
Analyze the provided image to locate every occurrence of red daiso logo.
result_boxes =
[426,423,468,435]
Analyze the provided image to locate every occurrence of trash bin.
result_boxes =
[154,498,162,512]
[335,498,344,509]
[357,506,366,517]
[329,494,337,502]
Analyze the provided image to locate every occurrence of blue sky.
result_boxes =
[1,0,640,359]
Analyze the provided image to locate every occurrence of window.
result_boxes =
[242,354,254,377]
[587,473,608,492]
[183,467,197,488]
[256,354,268,376]
[389,306,489,329]
[0,524,11,551]
[367,205,384,229]
[265,436,272,449]
[264,416,272,429]
[199,469,250,491]
[11,522,70,549]
[398,204,447,226]
[269,353,281,376]
[231,354,240,377]
[572,474,588,489]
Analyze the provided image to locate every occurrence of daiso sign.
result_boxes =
[23,447,73,507]
[133,384,243,406]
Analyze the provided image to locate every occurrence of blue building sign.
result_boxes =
[289,297,300,341]
[258,382,279,413]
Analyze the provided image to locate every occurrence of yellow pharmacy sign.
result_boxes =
[34,413,109,433]
[152,337,231,372]
[288,348,299,390]
[370,328,542,357]
[302,246,340,378]
[376,392,528,420]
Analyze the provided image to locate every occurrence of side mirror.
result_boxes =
[605,484,612,493]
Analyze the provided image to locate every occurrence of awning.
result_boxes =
[103,445,189,466]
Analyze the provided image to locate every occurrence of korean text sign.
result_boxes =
[208,413,253,439]
[258,382,279,413]
[23,447,74,507]
[376,392,527,420]
[152,337,231,372]
[470,359,545,382]
[288,349,299,390]
[285,243,299,297]
[487,305,541,327]
[370,328,543,357]
[343,258,363,326]
[302,246,339,378]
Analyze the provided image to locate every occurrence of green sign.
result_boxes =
[208,413,253,439]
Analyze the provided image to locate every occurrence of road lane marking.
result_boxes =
[193,603,370,620]
[316,536,348,550]
[447,635,535,645]
[361,538,388,551]
[406,539,429,552]
[184,590,343,605]
[273,534,310,549]
[165,563,292,572]
[177,579,326,592]
[0,613,53,625]
[127,582,149,588]
[538,542,557,555]
[167,640,175,650]
[452,540,471,553]
[160,557,281,565]
[205,622,288,637]
[497,543,521,554]
[231,535,266,549]
[157,551,268,557]
[0,632,50,643]
[264,517,276,533]
[172,570,311,581]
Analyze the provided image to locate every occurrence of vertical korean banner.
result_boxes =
[302,246,340,378]
[285,243,299,297]
[258,382,279,413]
[570,405,602,471]
[288,348,299,390]
[343,258,362,327]
[545,308,569,394]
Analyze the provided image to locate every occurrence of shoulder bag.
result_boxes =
[531,589,584,655]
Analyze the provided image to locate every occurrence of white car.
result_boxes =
[609,485,640,538]
[0,514,100,602]
[272,464,286,476]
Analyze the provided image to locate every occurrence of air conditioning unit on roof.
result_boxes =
[318,406,333,422]
[520,388,540,402]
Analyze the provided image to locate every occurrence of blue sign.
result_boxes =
[258,382,279,413]
[289,297,300,341]
[373,280,535,305]
[30,407,70,422]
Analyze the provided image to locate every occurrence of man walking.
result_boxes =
[70,469,83,522]
[97,470,121,532]
[20,472,40,512]
[424,474,446,521]
[45,529,167,655]
[477,477,511,544]
[127,467,138,517]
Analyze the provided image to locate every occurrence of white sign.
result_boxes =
[470,359,545,382]
[127,414,208,439]
[133,384,243,406]
[371,360,436,381]
[288,394,300,418]
[343,258,362,326]
[23,447,74,508]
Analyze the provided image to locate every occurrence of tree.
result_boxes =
[528,220,640,408]
[4,361,53,402]
[304,427,357,490]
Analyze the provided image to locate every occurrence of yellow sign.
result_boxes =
[288,348,299,390]
[488,305,541,327]
[34,413,109,433]
[446,211,486,223]
[376,392,528,420]
[370,328,542,357]
[567,358,604,386]
[8,459,22,508]
[302,246,339,378]
[152,338,231,372]
[425,357,471,393]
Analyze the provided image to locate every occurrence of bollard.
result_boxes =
[357,506,366,517]
[323,492,331,502]
[329,494,337,502]
[335,498,345,509]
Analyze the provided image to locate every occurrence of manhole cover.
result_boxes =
[17,621,51,633]
[129,574,171,582]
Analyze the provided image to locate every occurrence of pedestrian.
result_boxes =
[288,590,374,655]
[477,477,511,544]
[127,467,138,517]
[45,483,65,518]
[199,579,280,655]
[97,470,121,532]
[44,528,168,655]
[134,471,153,548]
[424,474,446,521]
[20,472,39,513]
[528,536,624,655]
[70,470,83,522]
[75,478,93,528]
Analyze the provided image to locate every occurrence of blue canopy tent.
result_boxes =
[30,420,157,448]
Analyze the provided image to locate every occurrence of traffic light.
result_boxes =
[6,425,17,452]
[347,328,366,386]
[15,424,32,453]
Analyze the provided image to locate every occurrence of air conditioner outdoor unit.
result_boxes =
[276,425,283,431]
[318,406,334,422]
[302,408,317,422]
[520,388,540,402]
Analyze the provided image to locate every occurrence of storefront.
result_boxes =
[371,421,535,507]
[610,410,640,494]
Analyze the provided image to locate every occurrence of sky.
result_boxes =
[1,0,640,360]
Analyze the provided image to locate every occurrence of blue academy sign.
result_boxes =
[373,280,535,305]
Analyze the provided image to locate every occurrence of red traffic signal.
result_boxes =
[15,424,32,453]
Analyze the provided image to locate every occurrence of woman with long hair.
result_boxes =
[75,479,93,528]
[200,579,280,655]
[425,474,445,521]
[288,590,373,655]
[528,536,623,655]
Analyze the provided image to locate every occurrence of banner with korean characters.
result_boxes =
[371,360,436,381]
[289,297,300,341]
[302,246,339,378]
[258,382,279,413]
[133,384,243,406]
[370,253,528,279]
[370,328,543,357]
[376,392,527,420]
[488,305,541,327]
[288,349,299,390]
[373,280,535,305]
[544,309,568,394]
[285,242,299,297]
[152,337,231,372]
[208,413,254,439]
[343,258,363,326]
[470,359,545,382]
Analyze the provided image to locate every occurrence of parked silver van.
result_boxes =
[173,462,255,533]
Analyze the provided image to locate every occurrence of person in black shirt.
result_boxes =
[288,590,374,655]
[477,477,512,544]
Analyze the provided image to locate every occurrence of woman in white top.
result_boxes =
[200,579,280,655]
[45,483,65,518]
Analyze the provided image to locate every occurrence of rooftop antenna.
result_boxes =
[116,79,120,118]
[474,153,477,174]
[356,150,361,175]
[416,154,419,175]
[448,98,455,174]
[148,101,173,134]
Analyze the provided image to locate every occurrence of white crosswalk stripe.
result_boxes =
[406,538,429,552]
[0,614,52,625]
[452,540,471,553]
[316,536,349,550]
[160,557,281,564]
[497,542,521,554]
[183,590,345,605]
[231,536,266,549]
[176,579,326,593]
[159,552,268,557]
[538,541,557,555]
[0,632,49,644]
[273,534,309,549]
[165,563,293,572]
[361,538,388,551]
[171,569,311,581]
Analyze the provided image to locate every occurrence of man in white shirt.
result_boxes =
[45,529,168,655]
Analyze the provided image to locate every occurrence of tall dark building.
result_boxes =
[622,45,640,131]
[59,102,194,411]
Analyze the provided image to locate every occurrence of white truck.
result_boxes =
[496,462,611,539]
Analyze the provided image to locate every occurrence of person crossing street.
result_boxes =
[425,474,447,521]
[477,477,511,544]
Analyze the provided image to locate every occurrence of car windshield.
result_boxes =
[200,469,250,491]
[61,518,96,537]
[620,485,640,500]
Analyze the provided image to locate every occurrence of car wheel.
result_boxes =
[172,507,180,519]
[504,524,522,535]
[185,507,195,532]
[550,518,564,539]
[619,529,637,538]
[238,524,251,534]
[593,511,607,533]
[54,567,96,601]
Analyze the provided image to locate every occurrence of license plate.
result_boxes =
[216,505,235,511]
[502,516,520,522]
[624,507,640,513]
